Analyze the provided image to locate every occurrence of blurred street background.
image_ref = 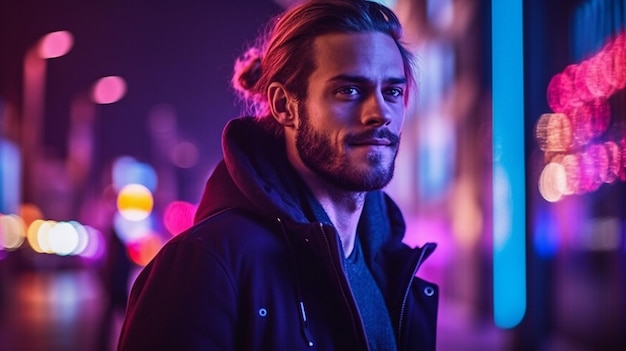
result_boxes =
[1,0,625,350]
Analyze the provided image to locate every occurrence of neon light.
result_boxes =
[492,0,526,329]
[0,138,20,214]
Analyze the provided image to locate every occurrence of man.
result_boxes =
[118,0,438,350]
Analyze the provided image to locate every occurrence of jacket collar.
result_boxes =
[194,117,309,223]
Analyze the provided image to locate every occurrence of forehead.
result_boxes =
[310,31,406,83]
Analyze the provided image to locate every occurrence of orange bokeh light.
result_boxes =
[127,234,162,266]
[117,184,154,221]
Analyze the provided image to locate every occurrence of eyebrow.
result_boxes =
[327,74,407,86]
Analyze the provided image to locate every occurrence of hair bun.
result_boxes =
[232,48,262,95]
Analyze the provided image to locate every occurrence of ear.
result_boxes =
[268,82,298,128]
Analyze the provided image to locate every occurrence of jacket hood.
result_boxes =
[194,117,314,224]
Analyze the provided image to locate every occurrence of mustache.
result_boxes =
[344,129,400,146]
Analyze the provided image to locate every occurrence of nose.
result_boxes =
[361,92,392,126]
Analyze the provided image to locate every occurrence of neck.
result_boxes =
[320,192,365,258]
[298,168,366,257]
[284,134,366,257]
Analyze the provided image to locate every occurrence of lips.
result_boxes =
[346,129,399,147]
[351,138,392,146]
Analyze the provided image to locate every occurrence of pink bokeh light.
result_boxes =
[538,30,626,201]
[603,141,620,184]
[38,31,74,59]
[163,201,197,236]
[585,47,613,99]
[569,98,611,146]
[619,137,626,182]
[91,76,127,104]
[574,59,594,102]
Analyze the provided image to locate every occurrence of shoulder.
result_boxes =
[128,209,289,302]
[186,208,282,249]
[156,208,287,271]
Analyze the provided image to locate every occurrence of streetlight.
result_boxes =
[21,30,74,203]
[67,76,127,221]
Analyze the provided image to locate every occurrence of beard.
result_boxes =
[295,104,400,192]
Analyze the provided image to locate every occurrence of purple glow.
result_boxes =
[79,226,106,262]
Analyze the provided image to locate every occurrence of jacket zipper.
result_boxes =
[299,301,314,347]
[276,218,315,348]
[318,223,370,351]
[397,242,436,344]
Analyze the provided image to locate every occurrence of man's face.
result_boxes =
[294,31,407,192]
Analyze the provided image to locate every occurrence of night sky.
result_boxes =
[0,0,283,202]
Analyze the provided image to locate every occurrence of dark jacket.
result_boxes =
[118,117,438,351]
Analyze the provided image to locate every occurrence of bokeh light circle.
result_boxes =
[38,31,74,59]
[163,201,197,236]
[538,162,567,202]
[0,214,26,250]
[92,76,127,104]
[126,233,163,266]
[117,183,154,221]
[47,221,80,256]
[171,142,199,168]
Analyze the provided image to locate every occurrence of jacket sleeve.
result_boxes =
[117,234,239,350]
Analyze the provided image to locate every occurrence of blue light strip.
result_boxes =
[492,0,527,329]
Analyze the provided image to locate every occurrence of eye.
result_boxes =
[337,86,360,97]
[385,87,404,98]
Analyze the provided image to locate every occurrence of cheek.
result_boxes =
[391,106,406,128]
[305,96,358,135]
[308,105,345,131]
